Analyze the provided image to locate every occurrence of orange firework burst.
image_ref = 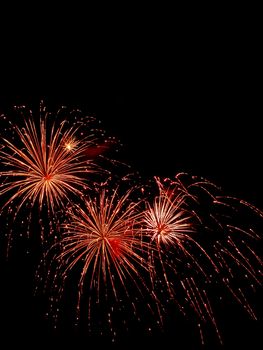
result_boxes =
[142,176,220,338]
[0,104,101,215]
[142,173,263,344]
[49,186,159,337]
[59,188,146,290]
[143,177,193,247]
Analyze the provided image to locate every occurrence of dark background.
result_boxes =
[0,7,262,349]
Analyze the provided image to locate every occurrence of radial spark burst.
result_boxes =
[49,186,159,336]
[143,177,193,247]
[0,104,101,215]
[0,103,115,253]
[142,173,263,344]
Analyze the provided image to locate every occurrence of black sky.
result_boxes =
[0,9,262,349]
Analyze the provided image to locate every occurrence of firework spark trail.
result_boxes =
[141,173,262,343]
[49,186,161,336]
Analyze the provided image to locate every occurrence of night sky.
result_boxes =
[0,10,262,349]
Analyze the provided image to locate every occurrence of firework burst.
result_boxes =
[47,185,160,337]
[0,103,117,254]
[142,173,263,344]
[1,101,262,345]
[0,104,100,213]
[143,177,193,247]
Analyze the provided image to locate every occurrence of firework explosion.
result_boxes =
[0,104,100,213]
[142,174,263,343]
[0,103,117,249]
[41,174,262,344]
[143,176,193,247]
[0,103,262,346]
[46,185,160,337]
